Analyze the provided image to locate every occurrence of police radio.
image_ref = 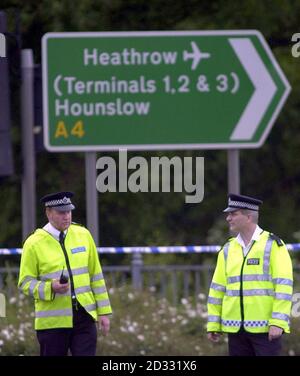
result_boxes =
[59,267,69,284]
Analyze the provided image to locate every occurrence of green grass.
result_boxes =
[0,278,299,356]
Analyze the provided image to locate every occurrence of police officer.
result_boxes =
[207,194,293,356]
[18,191,112,356]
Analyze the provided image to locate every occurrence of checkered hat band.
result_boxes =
[228,198,259,211]
[45,197,71,207]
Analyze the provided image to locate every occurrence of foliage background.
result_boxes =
[1,278,300,356]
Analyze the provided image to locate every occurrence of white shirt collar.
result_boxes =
[43,222,67,241]
[236,225,263,249]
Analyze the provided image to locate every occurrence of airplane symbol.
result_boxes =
[183,41,211,70]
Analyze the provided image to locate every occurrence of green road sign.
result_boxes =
[42,30,291,151]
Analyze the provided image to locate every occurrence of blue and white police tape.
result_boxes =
[1,244,300,255]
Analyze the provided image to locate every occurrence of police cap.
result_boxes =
[40,191,75,212]
[223,193,263,213]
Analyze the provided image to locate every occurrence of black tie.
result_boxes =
[59,231,65,244]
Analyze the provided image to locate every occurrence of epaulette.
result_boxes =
[22,229,38,246]
[219,237,233,251]
[270,233,283,246]
[71,221,85,227]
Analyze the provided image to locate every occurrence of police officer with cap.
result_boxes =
[207,193,293,356]
[18,191,112,356]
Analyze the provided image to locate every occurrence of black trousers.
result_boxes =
[36,305,97,356]
[228,328,282,356]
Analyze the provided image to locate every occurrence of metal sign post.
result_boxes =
[85,152,99,245]
[21,49,36,239]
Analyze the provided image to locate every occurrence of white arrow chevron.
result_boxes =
[229,38,277,141]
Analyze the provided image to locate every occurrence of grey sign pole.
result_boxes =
[227,149,240,195]
[21,49,36,240]
[0,12,14,177]
[85,152,99,245]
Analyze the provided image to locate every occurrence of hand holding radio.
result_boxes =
[52,267,69,294]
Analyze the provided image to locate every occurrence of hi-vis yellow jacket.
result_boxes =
[207,231,293,334]
[18,223,112,330]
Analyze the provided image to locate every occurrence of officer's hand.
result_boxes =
[268,325,283,341]
[51,279,69,294]
[98,315,110,336]
[207,332,221,342]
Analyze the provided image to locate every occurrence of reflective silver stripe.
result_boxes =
[29,279,38,296]
[226,290,240,296]
[38,281,46,300]
[91,273,103,282]
[75,285,91,294]
[227,276,240,283]
[208,315,221,323]
[210,282,226,292]
[92,286,107,295]
[243,289,274,296]
[272,312,290,322]
[273,278,293,286]
[19,276,35,289]
[35,309,72,318]
[227,274,272,284]
[263,236,273,274]
[222,319,241,327]
[275,293,292,301]
[208,297,222,305]
[226,289,274,297]
[84,303,96,312]
[72,267,89,276]
[223,243,230,264]
[40,267,88,281]
[96,299,110,308]
[244,320,268,328]
[243,274,272,282]
[40,271,61,281]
